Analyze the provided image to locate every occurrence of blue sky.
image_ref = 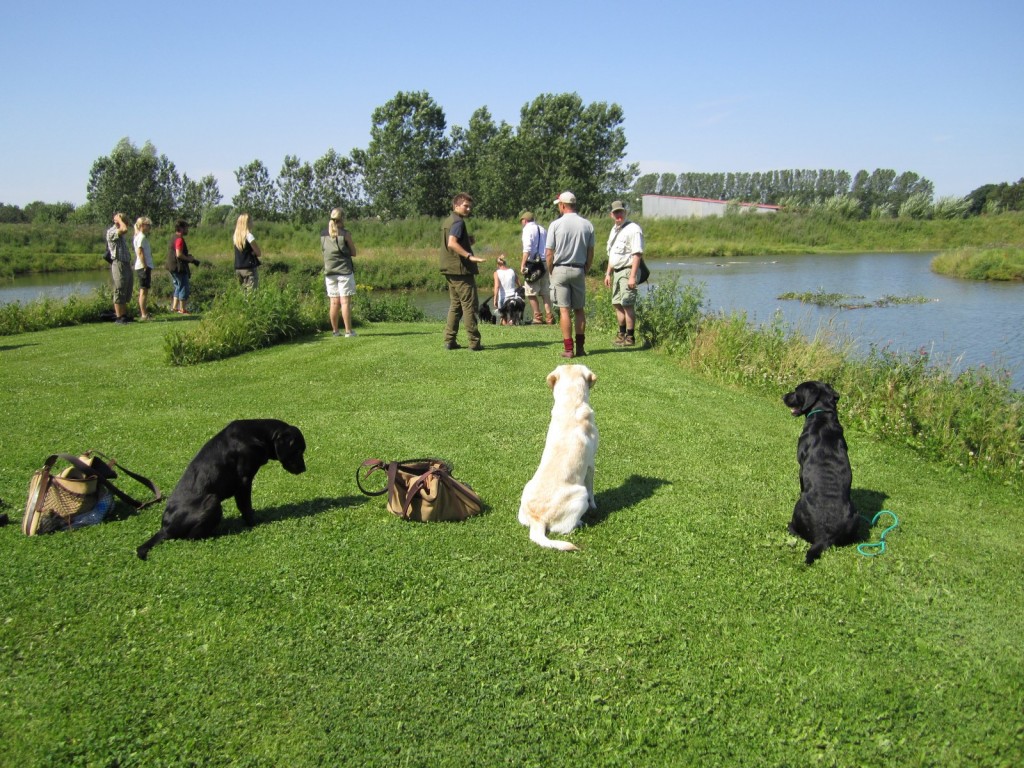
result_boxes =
[1,0,1020,207]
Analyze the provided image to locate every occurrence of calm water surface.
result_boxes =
[649,252,1023,388]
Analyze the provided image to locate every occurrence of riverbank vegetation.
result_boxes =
[4,209,1024,279]
[2,310,1022,766]
[931,246,1024,281]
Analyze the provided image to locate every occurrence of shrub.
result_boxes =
[164,285,320,365]
[0,289,111,334]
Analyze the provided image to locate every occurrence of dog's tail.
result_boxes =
[529,520,579,552]
[805,541,829,565]
[136,529,168,560]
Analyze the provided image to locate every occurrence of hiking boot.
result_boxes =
[623,334,636,347]
[613,332,626,346]
[445,341,462,350]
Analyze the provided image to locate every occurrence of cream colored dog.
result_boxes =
[519,364,598,551]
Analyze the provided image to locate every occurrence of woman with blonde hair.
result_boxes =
[133,216,154,319]
[320,207,358,337]
[492,253,522,325]
[233,213,262,291]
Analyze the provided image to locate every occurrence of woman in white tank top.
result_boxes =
[492,254,522,324]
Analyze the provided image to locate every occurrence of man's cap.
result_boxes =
[519,210,535,222]
[610,200,627,213]
[553,191,576,205]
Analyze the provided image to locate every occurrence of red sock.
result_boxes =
[563,338,574,353]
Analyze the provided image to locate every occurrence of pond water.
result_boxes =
[4,253,1021,388]
[648,252,1023,389]
[0,271,108,305]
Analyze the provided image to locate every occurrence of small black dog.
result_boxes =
[499,293,526,326]
[137,419,306,560]
[478,299,496,324]
[782,381,859,564]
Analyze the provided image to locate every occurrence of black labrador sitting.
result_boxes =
[782,381,859,564]
[137,419,306,560]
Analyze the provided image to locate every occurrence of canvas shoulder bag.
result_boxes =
[356,458,484,522]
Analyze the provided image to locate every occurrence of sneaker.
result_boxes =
[344,331,357,337]
[115,316,129,325]
[623,334,636,347]
[332,330,341,337]
[613,332,626,346]
[560,350,574,359]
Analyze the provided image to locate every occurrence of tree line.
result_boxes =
[1,88,1021,225]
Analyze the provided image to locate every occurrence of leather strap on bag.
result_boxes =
[58,451,162,510]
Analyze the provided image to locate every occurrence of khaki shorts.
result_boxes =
[523,271,550,299]
[111,260,134,304]
[611,269,637,306]
[550,265,586,310]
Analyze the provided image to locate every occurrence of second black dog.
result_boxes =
[137,419,306,560]
[782,381,859,564]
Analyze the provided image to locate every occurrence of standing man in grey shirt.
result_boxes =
[545,191,594,358]
[106,212,134,324]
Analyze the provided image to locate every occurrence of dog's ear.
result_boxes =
[547,369,560,389]
[586,369,597,388]
[819,382,840,406]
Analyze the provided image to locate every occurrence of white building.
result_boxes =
[642,194,780,219]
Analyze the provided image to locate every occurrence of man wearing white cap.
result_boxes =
[545,191,594,358]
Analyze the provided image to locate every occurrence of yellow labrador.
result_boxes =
[519,364,598,551]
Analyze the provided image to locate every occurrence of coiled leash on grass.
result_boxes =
[857,510,899,556]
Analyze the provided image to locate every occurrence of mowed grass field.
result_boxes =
[1,317,1021,766]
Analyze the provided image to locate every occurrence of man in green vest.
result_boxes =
[440,192,487,350]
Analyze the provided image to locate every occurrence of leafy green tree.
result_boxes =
[449,108,524,217]
[178,174,222,225]
[312,148,365,218]
[0,203,28,223]
[233,159,278,221]
[86,138,180,224]
[276,155,317,223]
[362,91,450,219]
[516,93,637,213]
[23,201,76,223]
[967,178,1024,215]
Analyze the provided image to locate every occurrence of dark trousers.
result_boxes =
[444,275,480,348]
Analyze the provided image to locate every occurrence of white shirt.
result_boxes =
[607,221,644,270]
[133,231,153,269]
[521,221,547,260]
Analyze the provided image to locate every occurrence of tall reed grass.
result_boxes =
[634,277,1023,487]
[931,247,1024,280]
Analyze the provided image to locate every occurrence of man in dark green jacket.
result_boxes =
[440,193,487,350]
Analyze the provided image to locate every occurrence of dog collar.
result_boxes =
[805,409,826,418]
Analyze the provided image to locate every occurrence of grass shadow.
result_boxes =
[216,495,361,536]
[852,487,891,541]
[585,474,671,527]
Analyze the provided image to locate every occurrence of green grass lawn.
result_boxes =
[1,317,1021,766]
